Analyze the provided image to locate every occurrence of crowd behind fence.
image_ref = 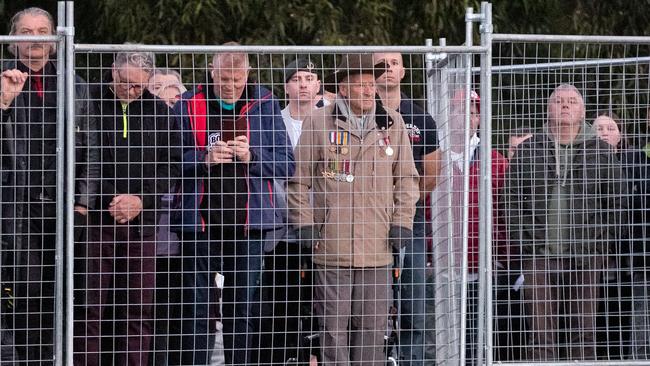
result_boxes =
[2,2,650,366]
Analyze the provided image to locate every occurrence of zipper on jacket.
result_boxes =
[120,102,128,139]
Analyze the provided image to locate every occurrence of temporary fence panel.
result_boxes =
[489,33,650,366]
[0,30,66,366]
[68,43,485,366]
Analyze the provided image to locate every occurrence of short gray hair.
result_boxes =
[114,45,155,76]
[549,83,584,103]
[212,41,249,70]
[8,7,56,56]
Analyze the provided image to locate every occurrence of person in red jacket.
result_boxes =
[447,90,509,274]
[429,89,509,363]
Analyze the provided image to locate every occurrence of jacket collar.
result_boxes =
[15,59,56,75]
[332,98,394,133]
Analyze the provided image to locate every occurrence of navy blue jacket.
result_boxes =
[171,83,294,233]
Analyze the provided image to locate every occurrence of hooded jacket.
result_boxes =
[504,122,627,258]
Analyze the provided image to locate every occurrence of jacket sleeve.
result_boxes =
[502,143,526,250]
[391,117,419,230]
[491,151,511,264]
[248,97,295,181]
[287,115,317,228]
[73,79,100,209]
[172,99,209,177]
[603,148,628,249]
[141,102,182,211]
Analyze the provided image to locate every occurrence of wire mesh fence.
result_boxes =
[67,46,481,366]
[3,2,650,366]
[0,25,66,363]
[492,37,650,365]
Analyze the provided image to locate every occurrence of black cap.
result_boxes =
[284,58,318,83]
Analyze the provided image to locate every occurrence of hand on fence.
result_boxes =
[108,194,143,224]
[0,69,28,110]
[295,225,321,253]
[227,135,251,162]
[206,141,234,166]
[388,226,412,251]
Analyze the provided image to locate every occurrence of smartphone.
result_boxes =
[221,115,248,142]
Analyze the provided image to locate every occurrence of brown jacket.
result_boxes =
[288,101,419,268]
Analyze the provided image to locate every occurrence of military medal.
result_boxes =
[329,131,337,152]
[383,135,393,156]
[343,160,354,183]
[340,146,349,155]
[378,133,394,156]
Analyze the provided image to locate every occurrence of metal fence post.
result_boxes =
[479,2,494,366]
[55,2,67,365]
[64,2,76,365]
[460,6,476,366]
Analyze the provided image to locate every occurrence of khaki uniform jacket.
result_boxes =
[288,101,419,268]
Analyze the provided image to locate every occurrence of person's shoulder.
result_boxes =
[304,103,332,125]
[491,149,508,161]
[583,135,610,151]
[400,95,425,114]
[399,95,436,125]
[250,83,275,101]
[0,59,17,72]
[179,85,206,101]
[376,101,403,127]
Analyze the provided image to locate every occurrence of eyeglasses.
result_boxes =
[114,70,147,93]
[347,82,376,89]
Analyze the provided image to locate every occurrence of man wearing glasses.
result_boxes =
[73,49,182,366]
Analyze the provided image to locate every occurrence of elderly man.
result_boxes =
[504,84,626,361]
[1,7,99,363]
[172,42,294,365]
[73,49,181,366]
[288,53,419,365]
[373,52,439,365]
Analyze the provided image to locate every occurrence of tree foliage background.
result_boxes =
[1,0,648,45]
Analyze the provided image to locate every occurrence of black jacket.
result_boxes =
[0,59,100,249]
[618,149,650,268]
[92,77,182,236]
[504,128,628,257]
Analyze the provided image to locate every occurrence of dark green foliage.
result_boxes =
[3,1,649,46]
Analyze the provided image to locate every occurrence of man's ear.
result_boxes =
[338,83,348,98]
